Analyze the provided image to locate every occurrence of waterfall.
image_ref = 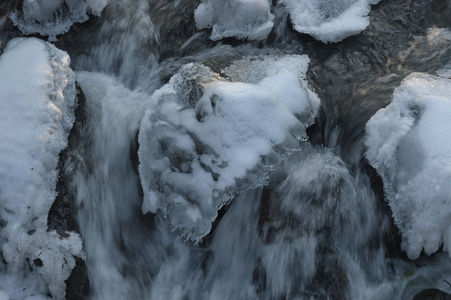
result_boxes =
[0,0,451,299]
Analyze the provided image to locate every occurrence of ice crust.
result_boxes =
[10,0,110,40]
[138,56,320,242]
[194,0,274,41]
[280,0,380,43]
[365,73,451,259]
[0,38,83,299]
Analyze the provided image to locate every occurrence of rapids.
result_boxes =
[0,0,450,299]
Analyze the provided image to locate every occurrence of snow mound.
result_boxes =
[280,0,380,43]
[138,56,320,242]
[10,0,110,40]
[0,38,83,299]
[194,0,274,41]
[365,72,451,259]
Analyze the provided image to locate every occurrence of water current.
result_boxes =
[1,0,451,299]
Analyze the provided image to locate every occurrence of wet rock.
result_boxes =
[413,288,451,300]
[0,1,22,54]
[65,257,90,300]
[47,82,89,299]
[48,82,87,233]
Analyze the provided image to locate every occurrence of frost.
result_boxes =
[138,56,320,242]
[10,0,110,40]
[365,73,451,259]
[280,0,380,43]
[194,0,274,41]
[0,38,83,299]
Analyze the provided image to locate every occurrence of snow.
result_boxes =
[280,0,380,43]
[194,0,274,41]
[365,72,451,259]
[10,0,110,40]
[138,56,320,242]
[0,38,83,299]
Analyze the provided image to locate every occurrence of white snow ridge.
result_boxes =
[0,38,83,299]
[365,72,451,259]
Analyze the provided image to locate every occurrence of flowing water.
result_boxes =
[3,0,450,299]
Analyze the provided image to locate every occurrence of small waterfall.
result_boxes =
[61,0,451,298]
[68,72,162,299]
[1,0,450,299]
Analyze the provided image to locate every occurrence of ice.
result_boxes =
[365,72,451,259]
[194,0,274,41]
[138,56,320,242]
[280,0,380,43]
[10,0,110,40]
[0,38,83,299]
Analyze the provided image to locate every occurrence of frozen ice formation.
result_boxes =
[138,55,320,242]
[280,0,380,43]
[10,0,110,40]
[365,73,451,259]
[0,38,83,299]
[194,0,274,41]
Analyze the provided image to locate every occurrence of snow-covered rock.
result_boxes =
[194,0,274,41]
[138,55,320,242]
[0,37,83,299]
[10,0,110,40]
[280,0,380,43]
[365,72,451,259]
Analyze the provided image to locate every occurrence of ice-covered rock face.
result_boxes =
[365,73,451,259]
[10,0,110,40]
[280,0,380,43]
[194,0,274,41]
[139,56,320,242]
[0,37,82,299]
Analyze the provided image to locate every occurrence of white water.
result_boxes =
[66,0,451,299]
[71,71,160,299]
[2,0,451,299]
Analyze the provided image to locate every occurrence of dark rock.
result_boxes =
[47,81,90,299]
[65,257,90,300]
[413,289,451,300]
[33,258,43,267]
[48,82,87,233]
[0,0,22,54]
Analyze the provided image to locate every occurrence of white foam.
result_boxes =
[138,56,320,242]
[365,72,451,259]
[0,289,8,300]
[280,0,380,43]
[194,0,274,41]
[10,0,110,40]
[0,38,83,299]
